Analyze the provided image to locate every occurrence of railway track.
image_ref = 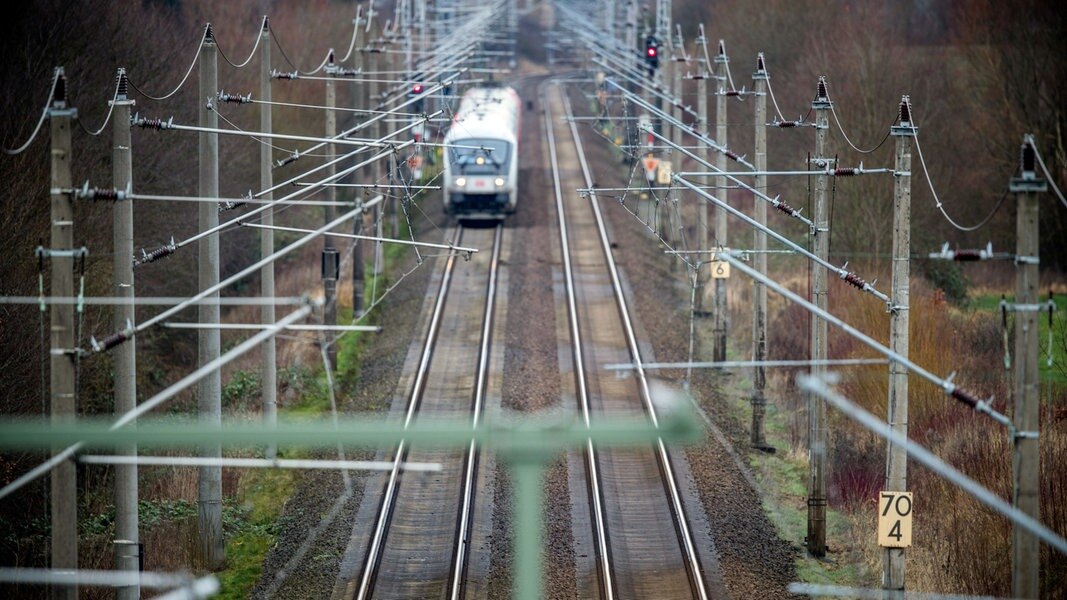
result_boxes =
[351,223,503,600]
[544,80,710,600]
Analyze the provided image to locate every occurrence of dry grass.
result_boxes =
[763,275,1067,596]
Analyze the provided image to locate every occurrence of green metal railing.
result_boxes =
[0,386,704,600]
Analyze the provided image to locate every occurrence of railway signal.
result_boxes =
[644,35,660,77]
[410,81,426,112]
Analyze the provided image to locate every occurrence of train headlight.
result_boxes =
[455,177,467,187]
[494,177,505,187]
[476,156,486,166]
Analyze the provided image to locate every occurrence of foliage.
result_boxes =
[920,260,969,306]
[222,370,261,413]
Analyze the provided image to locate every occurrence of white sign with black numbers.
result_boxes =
[878,491,913,548]
[656,161,672,185]
[710,261,730,279]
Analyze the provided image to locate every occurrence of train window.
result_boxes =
[448,138,510,174]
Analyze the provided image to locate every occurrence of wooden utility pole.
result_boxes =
[260,17,278,459]
[1009,134,1045,599]
[48,66,78,600]
[111,68,140,600]
[751,54,769,449]
[712,40,728,361]
[197,24,224,569]
[807,76,831,558]
[884,96,915,591]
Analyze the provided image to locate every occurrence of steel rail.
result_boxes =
[355,225,465,600]
[544,82,616,600]
[449,224,503,600]
[562,86,710,600]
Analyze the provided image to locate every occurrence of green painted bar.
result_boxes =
[0,388,703,598]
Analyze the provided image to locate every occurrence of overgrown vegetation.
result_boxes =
[762,277,1066,596]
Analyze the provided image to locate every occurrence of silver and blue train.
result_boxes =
[443,86,521,220]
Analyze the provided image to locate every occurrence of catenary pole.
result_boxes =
[351,24,367,318]
[807,76,831,558]
[1009,135,1044,599]
[751,54,769,449]
[323,50,340,370]
[712,40,728,361]
[197,24,224,569]
[111,68,139,600]
[260,17,278,459]
[884,96,914,591]
[666,31,682,250]
[694,34,709,314]
[48,66,78,600]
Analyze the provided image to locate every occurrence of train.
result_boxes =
[442,86,521,220]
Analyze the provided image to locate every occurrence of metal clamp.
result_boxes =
[1000,299,1056,313]
[35,246,89,259]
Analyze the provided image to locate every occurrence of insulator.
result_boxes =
[817,77,828,100]
[134,241,176,267]
[218,91,252,104]
[718,39,726,56]
[116,69,129,98]
[776,121,798,128]
[841,271,868,290]
[726,150,740,161]
[776,201,797,215]
[205,23,215,43]
[78,186,122,201]
[1021,141,1036,173]
[954,249,982,261]
[899,96,910,124]
[834,168,857,176]
[950,387,980,409]
[756,53,766,73]
[725,90,741,97]
[95,330,129,352]
[328,49,336,65]
[134,115,173,130]
[262,16,269,32]
[275,152,298,167]
[54,71,67,104]
[218,200,246,213]
[272,69,299,80]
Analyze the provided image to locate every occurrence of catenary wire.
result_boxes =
[1032,140,1067,209]
[912,116,1007,232]
[3,70,60,155]
[215,16,267,69]
[127,23,209,102]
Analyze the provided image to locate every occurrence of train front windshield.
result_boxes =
[449,139,511,175]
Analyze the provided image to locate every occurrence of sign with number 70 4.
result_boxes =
[878,491,913,548]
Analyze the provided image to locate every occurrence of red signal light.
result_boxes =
[647,47,657,58]
[412,83,424,94]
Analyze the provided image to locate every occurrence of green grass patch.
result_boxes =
[716,371,873,588]
[212,216,416,592]
[216,468,296,599]
[968,292,1067,383]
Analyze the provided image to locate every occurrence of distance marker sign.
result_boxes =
[878,491,913,548]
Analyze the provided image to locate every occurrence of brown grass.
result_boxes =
[766,276,1067,596]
